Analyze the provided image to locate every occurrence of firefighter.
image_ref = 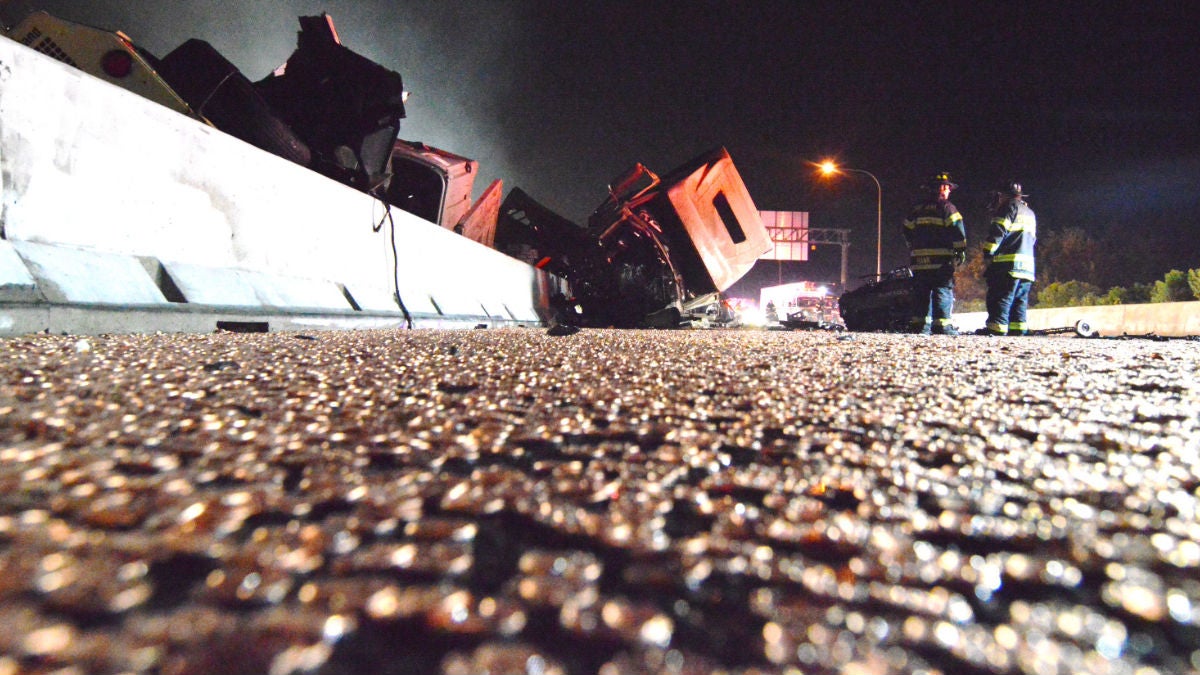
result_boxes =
[902,172,967,335]
[983,182,1037,335]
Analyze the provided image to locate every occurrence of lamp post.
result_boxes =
[820,160,882,278]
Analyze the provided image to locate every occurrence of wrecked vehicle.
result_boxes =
[2,10,196,116]
[492,150,772,327]
[5,10,407,212]
[837,267,916,332]
[4,10,769,329]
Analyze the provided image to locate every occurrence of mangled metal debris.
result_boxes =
[493,149,771,327]
[837,267,917,332]
[4,10,769,329]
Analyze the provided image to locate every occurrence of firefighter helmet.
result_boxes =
[1000,181,1028,198]
[926,172,958,192]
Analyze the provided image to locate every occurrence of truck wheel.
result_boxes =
[157,39,311,167]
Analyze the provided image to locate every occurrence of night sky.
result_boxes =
[5,1,1198,294]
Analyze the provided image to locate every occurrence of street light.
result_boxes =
[819,160,882,278]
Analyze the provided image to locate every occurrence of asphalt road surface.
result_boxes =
[1,328,1198,675]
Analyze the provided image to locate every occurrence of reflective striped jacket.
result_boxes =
[902,198,966,271]
[983,200,1037,280]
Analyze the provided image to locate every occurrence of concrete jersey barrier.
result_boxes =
[955,302,1200,338]
[0,36,554,336]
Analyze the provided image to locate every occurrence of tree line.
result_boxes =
[953,226,1200,311]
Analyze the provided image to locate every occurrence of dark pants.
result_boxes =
[909,266,956,333]
[986,273,1032,335]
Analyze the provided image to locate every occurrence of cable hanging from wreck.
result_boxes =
[372,196,413,329]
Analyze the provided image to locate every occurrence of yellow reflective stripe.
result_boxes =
[993,253,1034,264]
[912,248,954,256]
[1009,321,1028,330]
[948,212,962,224]
[912,217,960,227]
[1011,214,1035,232]
[991,215,1034,232]
[983,242,999,254]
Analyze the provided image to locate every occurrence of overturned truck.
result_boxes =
[2,10,770,330]
[493,153,771,327]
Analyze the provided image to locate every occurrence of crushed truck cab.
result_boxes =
[493,148,772,328]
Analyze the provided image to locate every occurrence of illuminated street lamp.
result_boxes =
[820,160,882,278]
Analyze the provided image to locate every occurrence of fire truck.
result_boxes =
[760,281,843,330]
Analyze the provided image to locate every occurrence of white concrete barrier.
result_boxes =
[0,240,38,302]
[1028,302,1200,337]
[10,241,167,305]
[956,302,1200,337]
[0,36,552,335]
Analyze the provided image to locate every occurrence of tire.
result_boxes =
[157,39,311,167]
